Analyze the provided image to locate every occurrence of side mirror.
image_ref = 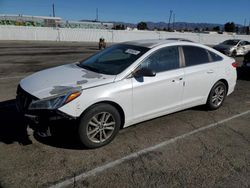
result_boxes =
[133,68,156,78]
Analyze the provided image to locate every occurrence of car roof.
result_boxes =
[122,39,194,48]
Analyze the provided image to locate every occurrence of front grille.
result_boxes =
[16,85,38,112]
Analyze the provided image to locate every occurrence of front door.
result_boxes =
[132,46,184,122]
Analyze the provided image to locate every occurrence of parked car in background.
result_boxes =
[16,39,237,148]
[242,51,250,68]
[213,39,250,57]
[166,38,193,42]
[237,51,250,80]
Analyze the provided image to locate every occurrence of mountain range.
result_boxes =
[112,21,238,30]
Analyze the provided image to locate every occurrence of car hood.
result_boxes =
[20,63,116,99]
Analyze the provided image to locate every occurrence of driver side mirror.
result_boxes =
[133,67,156,78]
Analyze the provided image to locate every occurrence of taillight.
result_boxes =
[232,62,239,68]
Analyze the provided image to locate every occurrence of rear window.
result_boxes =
[222,40,239,45]
[208,51,223,61]
[182,46,210,66]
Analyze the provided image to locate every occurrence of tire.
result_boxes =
[206,81,227,110]
[78,103,121,148]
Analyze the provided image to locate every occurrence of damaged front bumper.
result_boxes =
[21,109,74,124]
[16,85,75,132]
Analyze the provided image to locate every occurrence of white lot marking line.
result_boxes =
[50,109,250,188]
[0,76,24,80]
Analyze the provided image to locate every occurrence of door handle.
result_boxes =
[172,77,183,82]
[207,70,214,74]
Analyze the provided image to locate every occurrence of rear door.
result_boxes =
[181,46,221,108]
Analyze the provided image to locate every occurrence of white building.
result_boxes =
[0,14,113,29]
[0,14,61,27]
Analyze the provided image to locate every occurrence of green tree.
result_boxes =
[212,26,220,31]
[113,24,125,30]
[194,27,199,32]
[224,22,235,32]
[137,22,148,30]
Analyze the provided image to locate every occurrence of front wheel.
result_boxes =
[78,104,121,148]
[206,81,227,110]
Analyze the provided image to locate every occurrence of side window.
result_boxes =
[140,46,180,73]
[208,51,223,62]
[239,41,244,46]
[241,41,247,46]
[182,46,210,66]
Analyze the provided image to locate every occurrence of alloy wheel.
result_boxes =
[86,112,116,143]
[211,85,225,107]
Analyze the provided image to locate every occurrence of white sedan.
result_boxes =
[17,39,237,148]
[214,39,250,57]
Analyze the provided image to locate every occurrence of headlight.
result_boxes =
[28,91,81,110]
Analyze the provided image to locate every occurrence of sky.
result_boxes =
[0,0,250,25]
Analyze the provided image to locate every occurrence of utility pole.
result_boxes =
[168,10,173,31]
[52,3,55,17]
[96,8,99,21]
[243,18,246,34]
[172,13,175,31]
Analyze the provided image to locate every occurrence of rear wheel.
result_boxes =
[206,81,227,110]
[78,104,121,148]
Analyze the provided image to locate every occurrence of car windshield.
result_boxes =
[221,40,239,46]
[79,44,149,75]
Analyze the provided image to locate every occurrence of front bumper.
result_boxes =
[16,85,75,125]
